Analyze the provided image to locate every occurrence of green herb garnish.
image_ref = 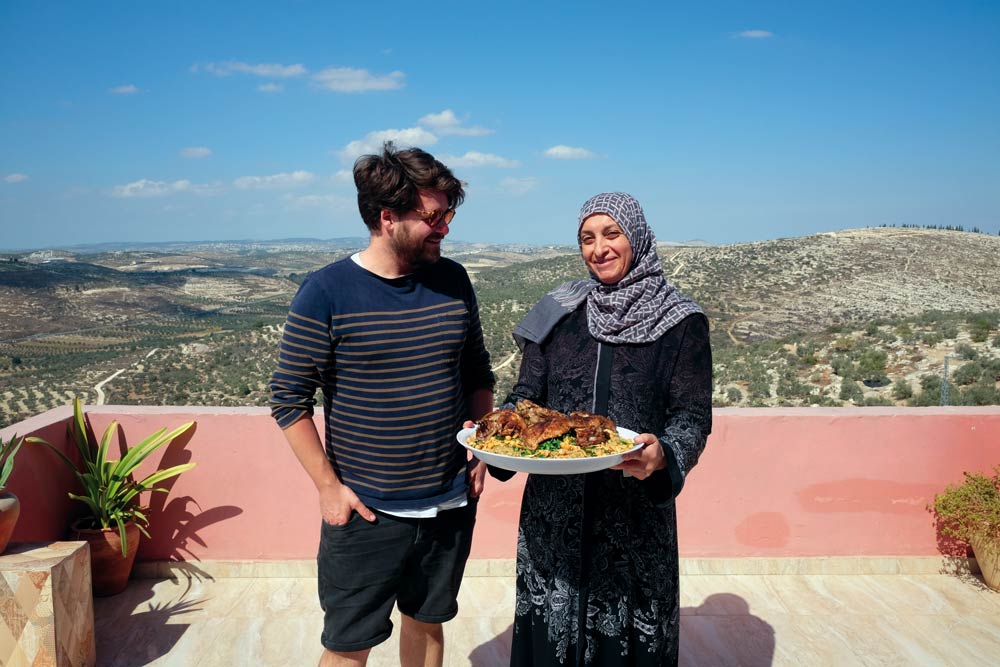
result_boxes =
[537,438,562,451]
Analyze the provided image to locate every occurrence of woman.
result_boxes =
[500,192,712,665]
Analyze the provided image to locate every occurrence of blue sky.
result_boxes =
[2,1,998,250]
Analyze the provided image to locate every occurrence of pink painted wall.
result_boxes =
[677,408,998,557]
[4,406,997,561]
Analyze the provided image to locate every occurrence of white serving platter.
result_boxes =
[457,426,642,475]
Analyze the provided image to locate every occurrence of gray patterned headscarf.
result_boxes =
[513,192,703,346]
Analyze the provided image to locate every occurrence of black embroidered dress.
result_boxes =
[502,306,712,666]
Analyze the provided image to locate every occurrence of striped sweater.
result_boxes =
[269,257,495,510]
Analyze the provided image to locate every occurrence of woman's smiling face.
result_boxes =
[579,213,633,285]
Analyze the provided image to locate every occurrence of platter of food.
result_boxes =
[458,400,643,475]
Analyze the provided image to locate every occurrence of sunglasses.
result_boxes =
[412,207,456,228]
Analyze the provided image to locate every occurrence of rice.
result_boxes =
[467,430,635,459]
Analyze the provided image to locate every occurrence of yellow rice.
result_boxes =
[466,430,636,459]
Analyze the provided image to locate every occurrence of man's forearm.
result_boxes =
[468,388,494,422]
[281,416,341,490]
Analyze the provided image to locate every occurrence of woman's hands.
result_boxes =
[610,433,665,479]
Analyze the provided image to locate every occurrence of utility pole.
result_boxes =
[941,354,957,406]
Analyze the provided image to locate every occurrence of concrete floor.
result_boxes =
[93,568,1000,666]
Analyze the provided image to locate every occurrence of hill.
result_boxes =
[1,228,998,426]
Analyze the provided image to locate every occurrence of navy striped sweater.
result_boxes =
[269,257,495,510]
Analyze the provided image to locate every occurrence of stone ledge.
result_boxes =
[132,555,980,580]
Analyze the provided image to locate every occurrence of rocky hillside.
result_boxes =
[476,227,1000,405]
[1,227,997,426]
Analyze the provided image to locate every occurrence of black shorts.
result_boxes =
[317,501,477,653]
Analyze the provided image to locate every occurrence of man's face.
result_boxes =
[389,189,451,270]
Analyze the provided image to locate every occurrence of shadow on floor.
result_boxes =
[466,593,775,666]
[94,577,203,667]
[680,593,775,666]
[468,622,513,666]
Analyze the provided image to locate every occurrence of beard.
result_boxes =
[391,225,441,270]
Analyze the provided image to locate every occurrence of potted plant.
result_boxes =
[931,465,1000,591]
[28,398,196,595]
[0,433,24,553]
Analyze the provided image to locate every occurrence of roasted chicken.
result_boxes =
[568,411,615,446]
[476,408,527,440]
[474,402,619,452]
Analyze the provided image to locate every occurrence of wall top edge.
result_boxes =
[4,404,999,437]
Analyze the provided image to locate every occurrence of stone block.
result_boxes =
[0,541,96,667]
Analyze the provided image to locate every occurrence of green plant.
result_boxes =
[0,433,24,490]
[931,465,1000,558]
[955,343,978,360]
[28,398,195,555]
[839,380,864,403]
[856,348,889,385]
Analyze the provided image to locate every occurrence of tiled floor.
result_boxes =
[94,569,1000,666]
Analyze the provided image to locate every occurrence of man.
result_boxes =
[269,142,494,667]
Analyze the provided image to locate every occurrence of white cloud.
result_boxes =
[180,147,212,159]
[419,109,460,129]
[338,128,438,162]
[198,61,307,78]
[498,177,539,195]
[441,151,519,168]
[333,170,354,184]
[418,109,492,136]
[113,179,198,198]
[258,83,283,93]
[738,30,773,39]
[233,170,316,190]
[109,84,139,95]
[4,173,29,183]
[544,145,596,160]
[284,193,353,210]
[312,67,405,92]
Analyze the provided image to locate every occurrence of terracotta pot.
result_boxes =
[0,490,20,553]
[971,536,1000,592]
[70,519,141,596]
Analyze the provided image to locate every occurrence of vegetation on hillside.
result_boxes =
[2,228,999,427]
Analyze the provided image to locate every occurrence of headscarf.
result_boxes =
[513,192,703,346]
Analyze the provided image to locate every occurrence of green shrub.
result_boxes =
[748,377,771,400]
[909,374,943,406]
[831,355,856,378]
[968,313,996,343]
[955,343,978,360]
[863,395,894,406]
[921,331,944,346]
[857,348,889,384]
[931,465,1000,554]
[777,376,812,400]
[917,310,947,326]
[726,387,743,404]
[952,362,983,386]
[839,380,863,404]
[921,373,943,392]
[960,381,1000,406]
[832,337,855,352]
[892,379,913,400]
[797,341,818,365]
[895,322,915,343]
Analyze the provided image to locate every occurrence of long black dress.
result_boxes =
[502,307,712,666]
